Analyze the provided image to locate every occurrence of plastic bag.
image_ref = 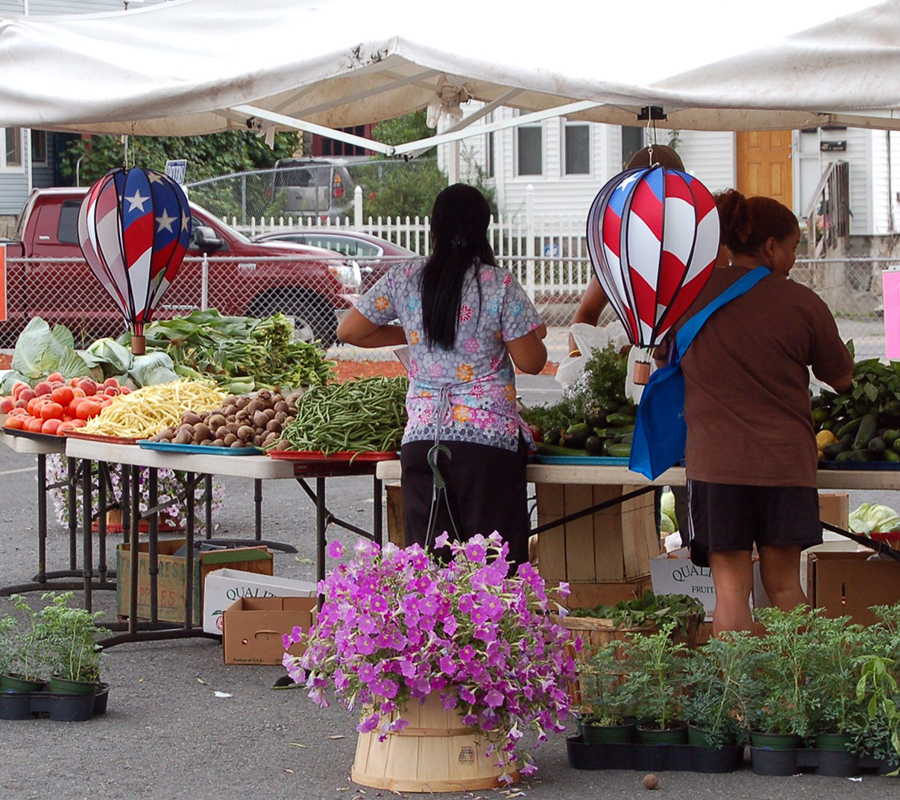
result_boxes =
[555,322,629,389]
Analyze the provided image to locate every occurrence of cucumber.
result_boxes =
[868,437,887,455]
[811,407,831,425]
[836,417,864,439]
[584,435,605,456]
[849,448,874,462]
[852,414,879,450]
[883,449,900,462]
[606,442,632,457]
[834,450,854,462]
[563,422,591,449]
[536,443,589,457]
[606,412,636,427]
[883,429,900,445]
[822,442,847,459]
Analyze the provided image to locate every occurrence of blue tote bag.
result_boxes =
[629,267,771,480]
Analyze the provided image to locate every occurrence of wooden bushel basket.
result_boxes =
[351,693,517,792]
[552,613,703,705]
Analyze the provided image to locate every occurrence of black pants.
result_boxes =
[400,436,530,566]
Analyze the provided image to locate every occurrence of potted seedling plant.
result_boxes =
[39,591,109,695]
[577,640,635,744]
[805,612,868,776]
[682,633,752,773]
[0,594,50,694]
[621,622,688,745]
[746,606,817,776]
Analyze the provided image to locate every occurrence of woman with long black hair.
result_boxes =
[337,183,547,564]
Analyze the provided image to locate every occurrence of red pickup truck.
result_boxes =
[0,187,360,347]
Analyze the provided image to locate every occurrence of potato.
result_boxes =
[223,433,237,446]
[194,423,211,442]
[208,413,226,430]
[265,418,282,433]
[215,425,229,440]
[174,430,191,445]
[237,425,255,441]
[252,410,268,428]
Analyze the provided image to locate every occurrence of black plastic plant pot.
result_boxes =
[582,722,635,744]
[45,692,96,722]
[49,676,100,696]
[0,692,33,720]
[0,674,45,694]
[637,722,689,746]
[750,731,801,750]
[874,757,900,776]
[687,725,736,750]
[93,684,110,716]
[690,745,743,774]
[751,747,798,776]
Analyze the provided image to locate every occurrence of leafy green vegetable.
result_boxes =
[128,352,179,387]
[849,502,900,535]
[570,589,705,635]
[11,318,70,379]
[85,338,133,377]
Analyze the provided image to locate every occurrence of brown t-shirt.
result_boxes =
[680,265,854,487]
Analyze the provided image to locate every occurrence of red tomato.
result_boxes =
[26,397,44,417]
[26,417,45,433]
[75,401,102,421]
[41,418,62,436]
[103,377,120,389]
[0,398,14,414]
[119,387,131,395]
[18,388,36,403]
[9,407,28,416]
[46,372,64,383]
[72,387,87,398]
[4,416,24,430]
[34,381,52,397]
[51,386,75,406]
[39,402,65,421]
[103,387,120,397]
[71,419,86,429]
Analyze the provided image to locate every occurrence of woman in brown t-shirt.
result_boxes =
[682,191,854,635]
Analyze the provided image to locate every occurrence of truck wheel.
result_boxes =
[254,293,338,348]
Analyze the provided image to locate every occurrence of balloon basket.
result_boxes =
[131,335,146,356]
[633,360,651,385]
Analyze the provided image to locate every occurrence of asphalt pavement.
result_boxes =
[1,341,899,799]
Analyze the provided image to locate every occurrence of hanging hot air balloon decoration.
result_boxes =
[586,164,719,383]
[77,167,192,355]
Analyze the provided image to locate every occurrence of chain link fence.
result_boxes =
[0,254,895,361]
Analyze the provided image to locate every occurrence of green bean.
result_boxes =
[271,376,409,455]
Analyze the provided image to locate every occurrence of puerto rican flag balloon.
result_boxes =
[77,167,191,337]
[586,166,719,349]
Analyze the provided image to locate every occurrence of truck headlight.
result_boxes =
[328,259,362,292]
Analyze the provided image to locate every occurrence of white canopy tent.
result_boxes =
[1,0,900,157]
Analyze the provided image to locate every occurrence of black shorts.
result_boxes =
[685,479,823,568]
[400,436,530,566]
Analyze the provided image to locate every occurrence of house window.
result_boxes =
[621,126,644,169]
[517,124,543,176]
[4,127,22,168]
[31,130,47,164]
[564,121,590,175]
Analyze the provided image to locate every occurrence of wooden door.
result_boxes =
[736,131,793,207]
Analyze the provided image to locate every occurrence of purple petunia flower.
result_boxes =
[326,540,344,559]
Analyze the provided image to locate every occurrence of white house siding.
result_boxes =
[664,130,735,194]
[0,1,162,13]
[868,129,900,236]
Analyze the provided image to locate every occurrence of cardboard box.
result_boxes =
[223,596,317,665]
[819,491,850,539]
[203,569,317,634]
[807,549,900,626]
[116,539,273,624]
[535,483,659,584]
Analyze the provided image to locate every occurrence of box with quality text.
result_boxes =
[203,569,317,634]
[223,596,317,665]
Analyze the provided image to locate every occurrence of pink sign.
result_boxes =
[883,270,900,358]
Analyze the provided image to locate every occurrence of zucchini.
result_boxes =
[822,442,847,459]
[883,449,900,462]
[811,407,831,425]
[849,448,874,462]
[606,442,632,457]
[584,435,605,456]
[606,412,636,427]
[868,437,887,455]
[852,414,879,451]
[563,422,591,449]
[834,450,854,462]
[883,429,900,445]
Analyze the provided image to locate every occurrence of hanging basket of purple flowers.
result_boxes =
[283,532,575,788]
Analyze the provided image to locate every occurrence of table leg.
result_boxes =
[373,476,383,547]
[254,478,263,541]
[184,471,195,631]
[317,476,326,586]
[129,464,140,638]
[205,474,213,540]
[98,463,109,583]
[36,453,47,583]
[68,457,77,570]
[149,467,159,623]
[82,459,93,612]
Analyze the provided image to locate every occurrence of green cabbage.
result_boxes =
[128,352,178,387]
[85,337,133,377]
[849,502,900,535]
[10,318,70,379]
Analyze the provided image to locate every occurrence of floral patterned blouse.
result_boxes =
[355,259,543,452]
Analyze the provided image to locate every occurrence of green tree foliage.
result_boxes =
[371,110,435,151]
[58,130,301,186]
